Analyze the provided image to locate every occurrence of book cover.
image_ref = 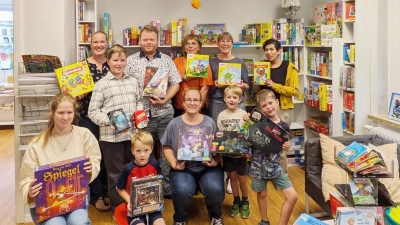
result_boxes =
[212,131,249,156]
[305,26,321,46]
[243,58,255,76]
[313,4,327,25]
[186,54,209,78]
[34,156,88,222]
[196,23,226,46]
[293,213,328,225]
[388,92,400,122]
[345,2,356,21]
[107,108,131,134]
[217,63,242,85]
[349,177,377,205]
[336,207,377,225]
[329,193,345,218]
[143,67,169,99]
[253,61,270,85]
[242,108,292,155]
[321,24,337,47]
[130,175,164,217]
[338,141,370,163]
[55,61,94,97]
[22,54,62,73]
[177,125,212,161]
[260,22,272,45]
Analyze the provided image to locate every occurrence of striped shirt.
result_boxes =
[124,50,181,118]
[88,71,143,142]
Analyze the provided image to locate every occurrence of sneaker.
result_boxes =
[240,201,251,218]
[226,179,232,194]
[229,202,240,217]
[211,218,224,225]
[173,222,186,225]
[258,221,270,225]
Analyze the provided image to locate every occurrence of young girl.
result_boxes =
[19,92,101,224]
[88,44,143,209]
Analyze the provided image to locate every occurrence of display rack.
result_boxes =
[76,0,97,61]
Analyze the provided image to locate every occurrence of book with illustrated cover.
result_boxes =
[349,177,377,205]
[130,175,164,217]
[293,213,328,225]
[107,108,131,134]
[212,131,249,156]
[196,23,226,46]
[55,61,94,97]
[143,67,158,88]
[336,207,377,225]
[34,156,88,222]
[177,125,212,161]
[388,92,400,122]
[186,54,209,78]
[338,141,370,163]
[253,61,270,85]
[22,54,62,73]
[329,193,345,218]
[143,67,169,99]
[243,58,255,76]
[242,108,292,155]
[217,63,242,85]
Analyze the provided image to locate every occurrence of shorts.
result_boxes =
[251,172,292,192]
[223,156,249,176]
[128,211,163,225]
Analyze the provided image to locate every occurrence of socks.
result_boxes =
[261,220,270,225]
[233,196,241,204]
[242,196,248,203]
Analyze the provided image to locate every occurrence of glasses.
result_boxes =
[184,98,201,103]
[219,40,232,44]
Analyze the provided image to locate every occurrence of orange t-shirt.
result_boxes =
[173,56,214,109]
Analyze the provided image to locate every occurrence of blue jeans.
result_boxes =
[30,207,90,225]
[170,164,225,222]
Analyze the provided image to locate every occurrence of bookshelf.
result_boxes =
[76,0,98,61]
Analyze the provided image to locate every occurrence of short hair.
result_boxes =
[141,25,159,38]
[106,44,126,59]
[224,85,243,98]
[256,89,277,108]
[131,131,154,149]
[217,32,233,43]
[181,34,202,57]
[91,31,107,42]
[262,38,282,51]
[182,88,202,101]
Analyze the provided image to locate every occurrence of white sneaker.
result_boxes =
[226,179,232,194]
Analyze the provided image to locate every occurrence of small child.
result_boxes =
[216,85,251,218]
[116,131,166,225]
[246,89,298,225]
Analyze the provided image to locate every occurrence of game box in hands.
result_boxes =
[177,125,212,161]
[130,175,164,217]
[55,61,94,97]
[217,63,242,85]
[143,66,169,99]
[34,156,88,222]
[212,130,250,157]
[22,54,62,73]
[186,54,209,78]
[107,108,131,134]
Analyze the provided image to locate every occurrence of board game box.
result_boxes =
[130,175,164,217]
[177,125,212,161]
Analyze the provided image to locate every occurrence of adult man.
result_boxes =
[125,25,181,197]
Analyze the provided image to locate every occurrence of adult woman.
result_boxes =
[161,88,225,225]
[77,31,111,212]
[172,34,213,117]
[253,38,299,173]
[19,93,101,224]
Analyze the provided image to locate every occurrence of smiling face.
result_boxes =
[132,140,152,166]
[183,89,202,114]
[259,96,279,119]
[107,52,126,77]
[53,100,75,130]
[90,32,108,57]
[264,43,281,63]
[184,38,201,55]
[140,30,158,56]
[217,36,233,55]
[224,89,241,111]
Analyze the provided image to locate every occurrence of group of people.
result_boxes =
[19,24,300,225]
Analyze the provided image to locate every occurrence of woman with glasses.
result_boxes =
[172,34,214,117]
[161,88,225,225]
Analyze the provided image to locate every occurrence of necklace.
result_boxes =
[53,127,74,152]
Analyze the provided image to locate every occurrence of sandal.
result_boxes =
[91,196,112,212]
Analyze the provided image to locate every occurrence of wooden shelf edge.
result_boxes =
[368,114,400,129]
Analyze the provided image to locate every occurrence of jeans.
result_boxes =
[30,207,90,225]
[170,164,225,222]
[143,108,174,196]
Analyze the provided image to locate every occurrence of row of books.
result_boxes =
[77,1,86,21]
[77,23,93,44]
[305,23,340,47]
[241,22,272,45]
[343,92,355,112]
[305,81,333,112]
[271,18,305,46]
[281,47,303,73]
[341,66,355,91]
[77,46,92,62]
[104,13,112,48]
[343,44,356,64]
[307,51,332,77]
[313,2,343,26]
[342,111,355,134]
[304,116,331,136]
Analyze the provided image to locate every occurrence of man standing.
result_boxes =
[125,25,181,197]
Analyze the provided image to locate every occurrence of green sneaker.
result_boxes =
[229,202,240,217]
[240,201,251,218]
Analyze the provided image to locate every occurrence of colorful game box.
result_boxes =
[55,61,94,97]
[212,131,250,156]
[177,125,213,161]
[143,66,169,99]
[130,175,164,217]
[196,23,226,46]
[217,63,242,85]
[108,108,131,134]
[186,54,209,78]
[34,156,88,222]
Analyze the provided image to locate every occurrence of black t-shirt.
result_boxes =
[260,60,289,103]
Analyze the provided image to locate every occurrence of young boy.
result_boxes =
[116,131,166,225]
[246,89,298,225]
[216,85,251,219]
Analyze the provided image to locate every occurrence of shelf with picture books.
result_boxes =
[76,0,98,61]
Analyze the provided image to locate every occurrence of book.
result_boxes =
[345,2,356,21]
[242,108,292,155]
[55,61,94,97]
[22,54,62,73]
[217,63,242,85]
[143,66,169,99]
[34,156,88,222]
[212,131,250,156]
[186,54,209,78]
[253,61,270,85]
[349,177,377,205]
[196,23,226,46]
[177,125,212,161]
[338,141,370,163]
[321,24,337,47]
[336,207,377,225]
[242,58,255,76]
[293,213,328,225]
[388,92,400,122]
[107,108,131,134]
[329,193,345,218]
[129,175,164,217]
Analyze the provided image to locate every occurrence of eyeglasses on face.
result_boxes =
[184,98,201,103]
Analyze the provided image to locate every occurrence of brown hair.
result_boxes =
[131,131,154,150]
[141,25,159,38]
[255,89,277,109]
[181,34,202,57]
[106,44,126,59]
[182,88,202,101]
[217,32,233,43]
[91,31,107,43]
[32,93,80,147]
